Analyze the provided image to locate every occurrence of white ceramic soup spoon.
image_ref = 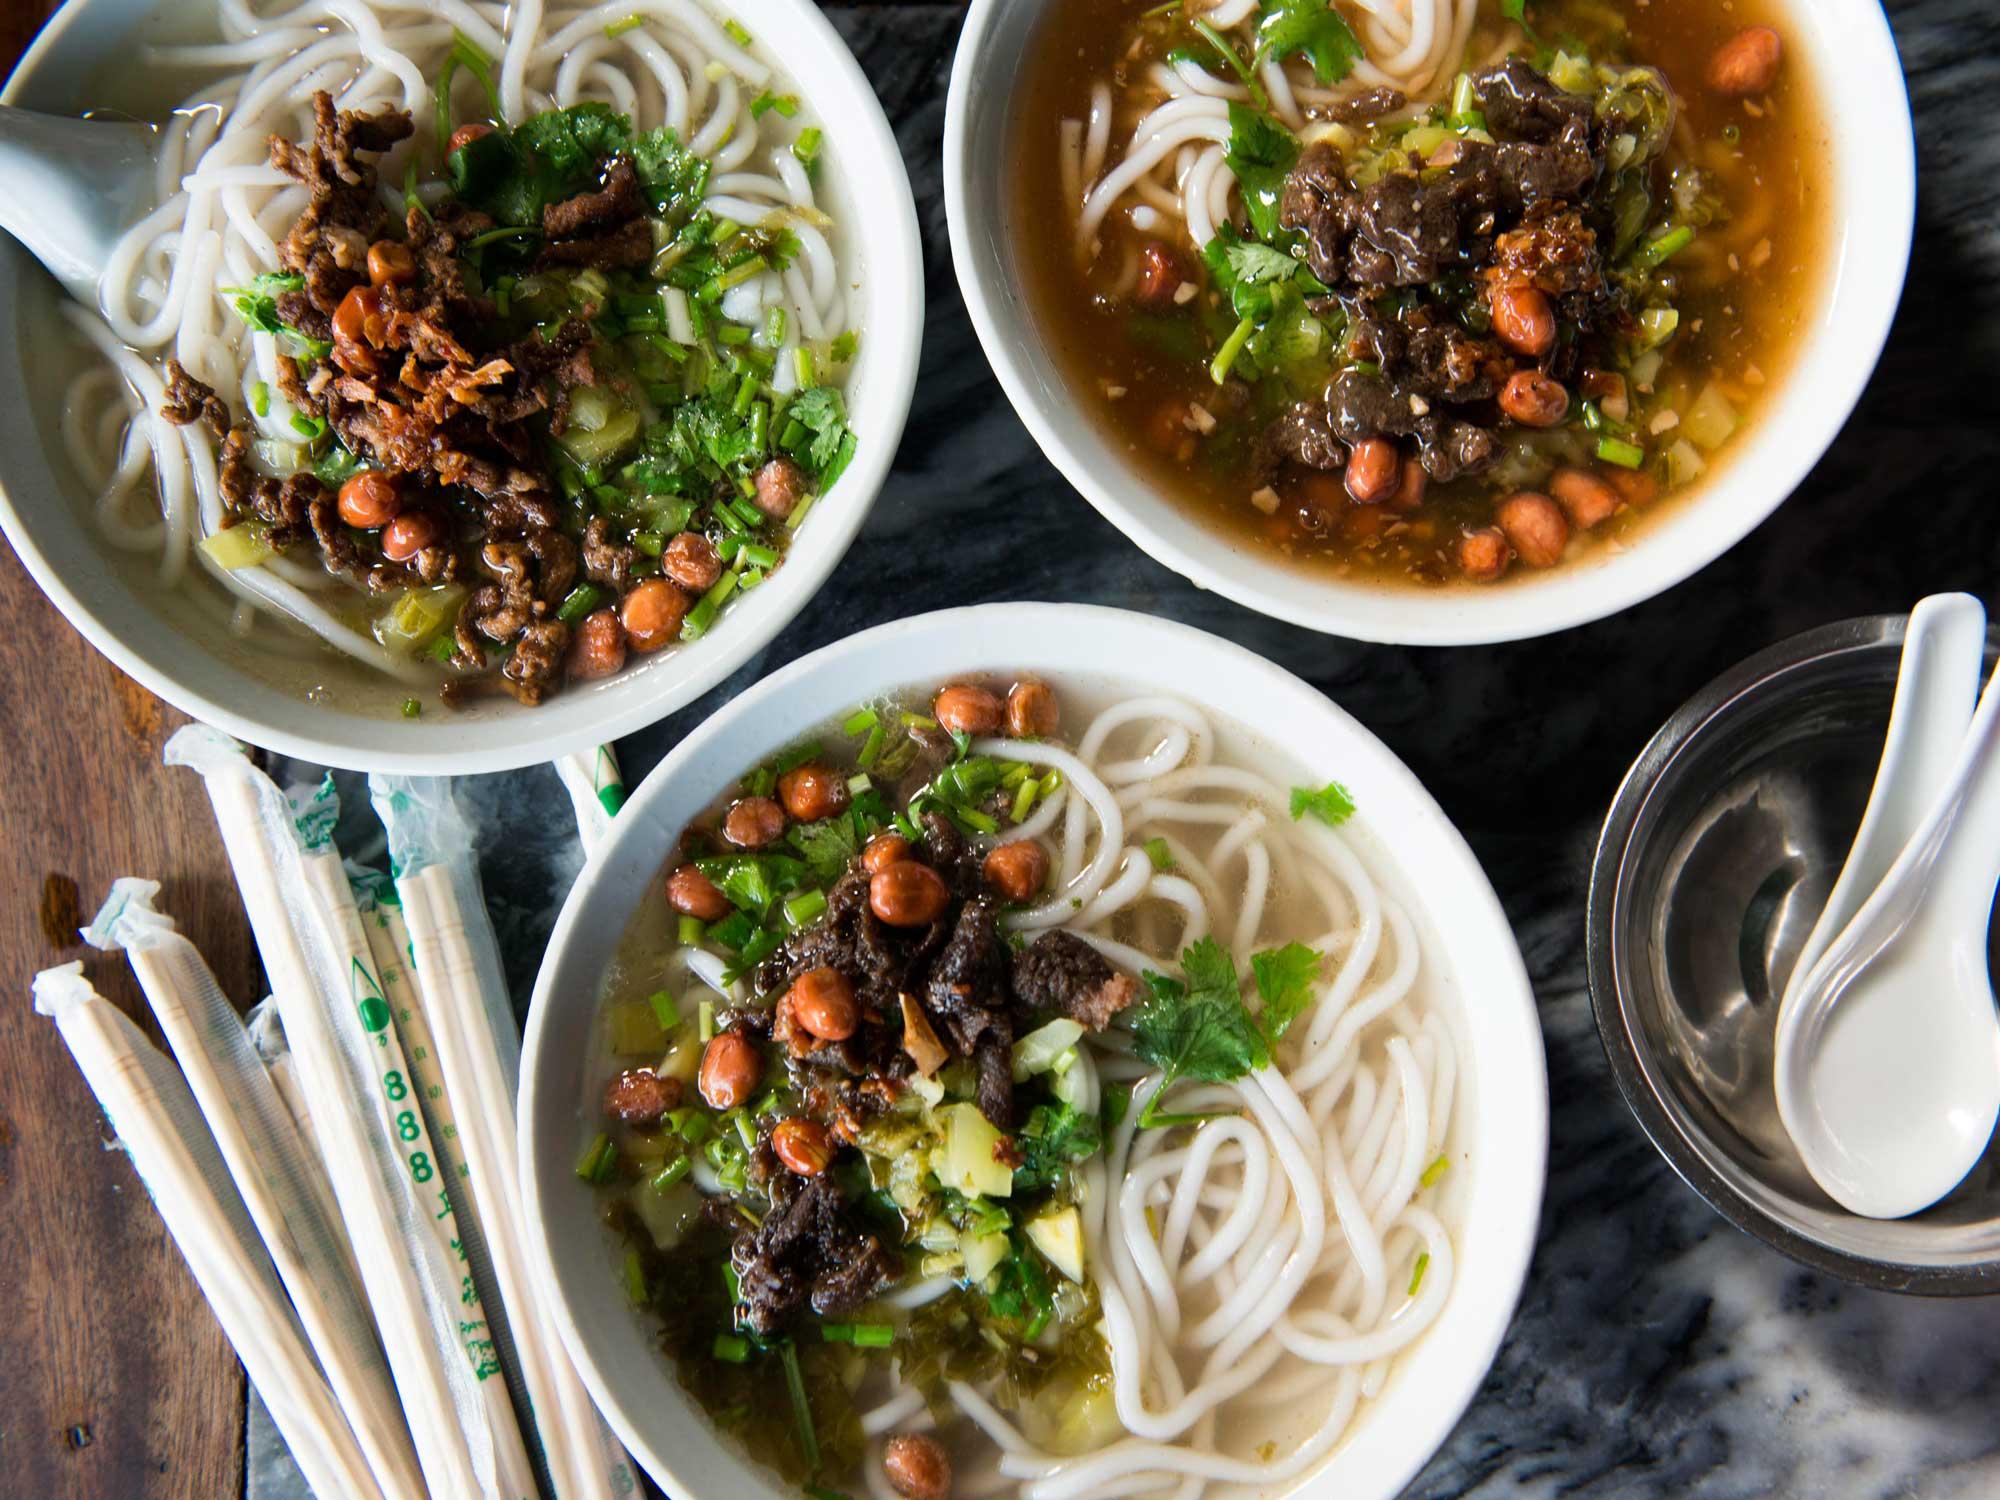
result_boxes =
[0,105,156,300]
[1775,620,2000,1220]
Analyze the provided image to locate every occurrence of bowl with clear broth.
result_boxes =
[946,0,1911,643]
[0,0,920,771]
[519,603,1546,1499]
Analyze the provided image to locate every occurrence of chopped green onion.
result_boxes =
[846,772,871,795]
[1420,1153,1450,1188]
[1210,316,1255,385]
[732,1111,757,1151]
[1596,435,1646,469]
[249,381,270,418]
[857,723,886,770]
[723,17,752,46]
[764,305,788,346]
[651,1154,692,1192]
[556,583,606,625]
[604,12,643,37]
[712,1333,751,1363]
[699,999,716,1042]
[784,491,818,531]
[778,1340,819,1471]
[1144,837,1175,871]
[792,126,823,169]
[678,1112,712,1146]
[646,989,679,1029]
[793,346,816,388]
[677,915,705,946]
[575,1133,618,1184]
[680,569,743,642]
[1409,1251,1431,1295]
[849,1323,894,1349]
[1010,779,1039,825]
[623,1248,648,1304]
[1632,224,1695,271]
[829,329,857,363]
[784,887,829,929]
[288,412,324,440]
[739,541,778,570]
[843,707,879,736]
[401,697,422,719]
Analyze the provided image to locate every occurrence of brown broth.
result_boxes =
[1009,0,1830,586]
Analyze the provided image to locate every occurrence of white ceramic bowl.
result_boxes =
[943,0,1914,645]
[520,603,1549,1500]
[0,0,921,772]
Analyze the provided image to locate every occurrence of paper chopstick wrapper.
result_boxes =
[553,743,625,853]
[372,773,638,1500]
[166,726,516,1499]
[282,782,539,1500]
[81,880,422,1499]
[246,997,335,1189]
[32,964,389,1500]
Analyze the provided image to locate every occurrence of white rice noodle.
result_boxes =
[70,0,845,684]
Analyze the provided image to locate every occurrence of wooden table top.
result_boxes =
[0,5,252,1494]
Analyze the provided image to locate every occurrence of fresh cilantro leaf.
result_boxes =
[1012,1102,1103,1194]
[1132,938,1268,1126]
[783,385,855,486]
[1225,240,1300,286]
[1224,102,1299,241]
[632,125,711,225]
[514,102,633,184]
[311,444,363,487]
[1501,0,1527,20]
[451,103,640,225]
[1289,780,1356,827]
[787,814,860,886]
[1255,0,1363,87]
[1251,942,1322,1047]
[693,852,809,915]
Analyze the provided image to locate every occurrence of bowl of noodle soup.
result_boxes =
[0,0,920,770]
[945,0,1911,642]
[520,603,1546,1500]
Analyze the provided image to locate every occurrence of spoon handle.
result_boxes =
[1910,649,2000,921]
[0,105,155,300]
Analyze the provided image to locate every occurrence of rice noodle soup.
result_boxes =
[580,674,1468,1497]
[1010,0,1824,587]
[65,0,860,714]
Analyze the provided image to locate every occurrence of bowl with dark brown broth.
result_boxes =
[0,0,919,770]
[519,604,1547,1500]
[946,0,1911,643]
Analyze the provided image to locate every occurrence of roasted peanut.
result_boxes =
[1498,370,1570,428]
[1496,492,1570,567]
[620,578,691,652]
[1344,437,1401,504]
[860,833,912,875]
[933,684,1004,736]
[751,456,807,518]
[366,239,416,286]
[380,510,442,562]
[1549,466,1621,529]
[336,469,401,529]
[660,531,723,592]
[788,967,859,1042]
[1005,680,1059,738]
[566,609,627,682]
[1707,26,1782,97]
[777,764,850,823]
[1489,282,1556,356]
[870,861,949,927]
[1458,526,1511,582]
[665,863,731,921]
[983,841,1050,903]
[723,795,787,849]
[772,1117,833,1175]
[882,1434,952,1500]
[697,1031,760,1110]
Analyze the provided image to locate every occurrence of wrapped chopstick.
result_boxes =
[32,964,390,1500]
[165,727,513,1498]
[81,880,422,1499]
[553,744,625,853]
[372,774,639,1500]
[281,785,539,1500]
[245,998,335,1188]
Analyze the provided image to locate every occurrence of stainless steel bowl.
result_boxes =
[1588,615,2000,1294]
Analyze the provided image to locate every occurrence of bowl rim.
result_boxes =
[518,601,1551,1500]
[1586,612,2000,1297]
[941,0,1917,646]
[0,0,923,774]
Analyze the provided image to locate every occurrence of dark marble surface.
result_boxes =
[254,0,2000,1494]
